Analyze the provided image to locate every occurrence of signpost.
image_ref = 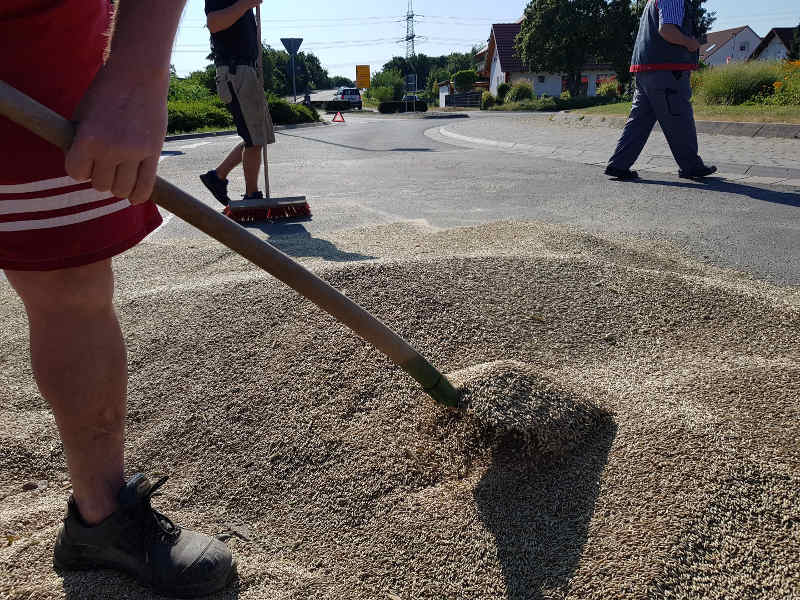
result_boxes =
[280,38,303,104]
[356,65,371,89]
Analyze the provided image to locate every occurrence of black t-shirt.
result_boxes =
[205,0,258,64]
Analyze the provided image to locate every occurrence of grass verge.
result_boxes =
[577,101,800,124]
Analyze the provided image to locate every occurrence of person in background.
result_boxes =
[605,0,717,181]
[200,0,275,206]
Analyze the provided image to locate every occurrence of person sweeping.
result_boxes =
[604,0,717,181]
[1,0,236,596]
[200,0,276,206]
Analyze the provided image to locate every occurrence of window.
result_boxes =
[740,42,749,52]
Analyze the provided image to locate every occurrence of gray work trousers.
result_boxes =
[608,70,704,173]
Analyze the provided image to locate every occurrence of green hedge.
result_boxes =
[507,82,534,102]
[481,91,496,110]
[696,61,783,105]
[378,101,428,113]
[167,95,319,134]
[496,82,511,104]
[490,94,617,113]
[324,100,355,112]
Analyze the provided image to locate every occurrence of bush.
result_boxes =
[489,94,615,113]
[698,61,783,105]
[496,82,511,103]
[597,81,618,98]
[378,101,428,114]
[560,90,572,100]
[167,99,233,133]
[481,91,496,110]
[453,70,478,93]
[369,86,395,103]
[324,100,354,112]
[168,77,213,102]
[507,82,534,102]
[268,95,319,124]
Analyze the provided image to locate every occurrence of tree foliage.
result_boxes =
[453,69,477,92]
[789,23,800,61]
[517,0,606,96]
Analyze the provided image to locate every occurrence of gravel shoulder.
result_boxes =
[1,220,798,599]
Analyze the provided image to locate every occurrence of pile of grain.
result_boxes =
[1,221,797,600]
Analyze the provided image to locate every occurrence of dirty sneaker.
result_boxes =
[53,474,236,598]
[199,170,231,206]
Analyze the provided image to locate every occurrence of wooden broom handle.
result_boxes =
[255,4,270,197]
[0,80,460,407]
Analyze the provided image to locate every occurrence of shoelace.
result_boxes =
[137,476,181,544]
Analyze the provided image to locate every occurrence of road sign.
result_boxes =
[332,112,345,123]
[280,38,303,103]
[280,38,303,55]
[356,65,371,89]
[406,73,417,92]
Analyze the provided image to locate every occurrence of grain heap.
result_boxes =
[1,221,797,600]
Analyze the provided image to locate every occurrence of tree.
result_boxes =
[789,22,800,61]
[453,70,477,92]
[517,0,606,97]
[370,68,405,100]
[331,76,355,88]
[602,0,638,87]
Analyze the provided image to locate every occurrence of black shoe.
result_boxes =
[679,165,718,179]
[605,166,639,180]
[200,170,231,206]
[54,474,236,598]
[242,191,264,200]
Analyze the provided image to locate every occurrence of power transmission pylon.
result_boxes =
[405,0,416,59]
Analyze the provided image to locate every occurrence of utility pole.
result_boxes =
[405,0,416,60]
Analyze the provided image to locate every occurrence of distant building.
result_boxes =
[750,27,798,61]
[482,23,614,97]
[700,26,761,66]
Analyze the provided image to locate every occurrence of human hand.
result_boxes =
[65,68,168,205]
[685,38,701,53]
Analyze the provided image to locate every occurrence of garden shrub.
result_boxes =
[597,81,618,98]
[481,91,496,109]
[507,82,534,102]
[496,82,511,103]
[699,61,783,105]
[453,70,477,93]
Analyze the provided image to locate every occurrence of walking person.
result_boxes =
[605,0,717,180]
[1,0,236,595]
[200,0,275,206]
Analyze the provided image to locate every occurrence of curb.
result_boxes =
[165,121,329,142]
[510,111,800,140]
[435,126,800,186]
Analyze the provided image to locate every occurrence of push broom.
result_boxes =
[0,80,458,408]
[223,4,311,223]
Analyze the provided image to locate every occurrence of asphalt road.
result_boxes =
[156,113,800,286]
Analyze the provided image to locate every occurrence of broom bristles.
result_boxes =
[224,202,312,223]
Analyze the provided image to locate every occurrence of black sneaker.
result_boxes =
[242,191,264,200]
[200,170,231,206]
[605,166,639,180]
[679,165,718,179]
[54,474,236,598]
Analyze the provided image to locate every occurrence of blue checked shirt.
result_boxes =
[658,0,685,26]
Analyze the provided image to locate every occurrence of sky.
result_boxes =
[171,0,800,79]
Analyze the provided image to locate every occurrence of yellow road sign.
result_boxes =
[356,65,370,89]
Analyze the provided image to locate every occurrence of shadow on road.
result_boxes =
[242,222,376,262]
[633,178,799,208]
[279,131,436,154]
[473,413,616,599]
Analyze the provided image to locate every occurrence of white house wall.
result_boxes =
[489,49,504,95]
[510,70,615,98]
[757,36,788,61]
[706,29,761,65]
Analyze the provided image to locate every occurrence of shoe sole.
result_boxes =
[199,174,231,207]
[54,553,238,598]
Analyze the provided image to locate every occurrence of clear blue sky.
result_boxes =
[171,0,800,78]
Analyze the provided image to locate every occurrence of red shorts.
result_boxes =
[0,0,162,271]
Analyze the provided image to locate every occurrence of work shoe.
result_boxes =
[604,166,639,180]
[242,191,265,200]
[679,165,718,179]
[200,170,231,206]
[54,474,236,598]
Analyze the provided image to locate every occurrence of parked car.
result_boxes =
[337,88,362,109]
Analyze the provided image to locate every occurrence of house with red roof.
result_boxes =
[483,23,615,98]
[750,27,799,61]
[699,26,761,66]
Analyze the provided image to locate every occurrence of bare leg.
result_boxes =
[5,259,125,525]
[215,141,245,180]
[242,145,262,195]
